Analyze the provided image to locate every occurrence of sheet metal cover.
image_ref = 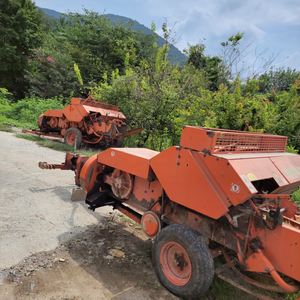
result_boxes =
[229,157,288,190]
[82,105,126,120]
[270,154,300,183]
[97,148,159,179]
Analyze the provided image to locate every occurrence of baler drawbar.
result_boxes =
[39,126,300,299]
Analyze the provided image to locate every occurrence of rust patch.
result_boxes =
[173,204,188,224]
[252,215,265,229]
[198,219,214,239]
[126,193,152,212]
[201,148,211,156]
[206,131,215,138]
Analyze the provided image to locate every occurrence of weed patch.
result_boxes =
[0,122,13,132]
[15,133,100,157]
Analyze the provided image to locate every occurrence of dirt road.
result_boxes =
[0,131,178,300]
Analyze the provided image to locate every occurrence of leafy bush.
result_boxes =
[0,94,70,128]
[92,45,208,150]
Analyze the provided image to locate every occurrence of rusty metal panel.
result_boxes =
[250,223,300,282]
[212,131,286,153]
[180,126,215,152]
[270,154,300,184]
[228,157,289,187]
[97,148,159,179]
[180,126,287,154]
[93,121,111,133]
[62,104,88,122]
[214,152,294,160]
[204,154,256,206]
[150,146,229,219]
[71,98,81,105]
[125,177,163,212]
[82,105,126,120]
[71,97,119,111]
[44,110,63,118]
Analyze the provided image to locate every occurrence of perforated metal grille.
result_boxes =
[213,132,287,153]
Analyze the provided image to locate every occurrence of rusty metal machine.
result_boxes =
[23,94,142,148]
[39,126,300,299]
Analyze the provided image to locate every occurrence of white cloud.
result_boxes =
[34,0,300,70]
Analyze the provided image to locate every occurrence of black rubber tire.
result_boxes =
[64,128,82,147]
[152,224,214,299]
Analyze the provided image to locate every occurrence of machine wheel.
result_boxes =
[152,224,214,299]
[64,128,82,147]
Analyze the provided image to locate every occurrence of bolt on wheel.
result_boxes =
[160,241,192,286]
[152,224,214,299]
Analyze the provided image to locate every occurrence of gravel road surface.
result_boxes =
[0,131,178,300]
[0,131,110,269]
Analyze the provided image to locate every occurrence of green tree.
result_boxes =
[185,43,225,91]
[180,76,275,133]
[57,9,154,85]
[258,67,300,100]
[91,45,208,150]
[271,76,300,148]
[25,34,82,101]
[0,0,43,99]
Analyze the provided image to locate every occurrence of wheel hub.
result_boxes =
[114,177,123,189]
[110,169,133,199]
[141,211,161,239]
[160,241,192,286]
[174,253,187,270]
[67,132,75,144]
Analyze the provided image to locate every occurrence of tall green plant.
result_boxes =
[92,46,208,150]
[0,0,43,99]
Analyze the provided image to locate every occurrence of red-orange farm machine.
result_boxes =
[40,127,300,299]
[23,94,142,148]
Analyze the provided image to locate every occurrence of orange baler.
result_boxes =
[24,94,142,148]
[40,127,300,299]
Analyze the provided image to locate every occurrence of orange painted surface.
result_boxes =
[97,148,159,180]
[141,213,160,237]
[93,121,112,133]
[71,97,119,111]
[150,146,229,219]
[180,126,215,152]
[79,154,98,192]
[270,154,300,184]
[44,110,63,118]
[35,95,140,146]
[126,176,163,212]
[82,105,126,120]
[62,103,89,122]
[229,157,289,187]
[180,126,287,154]
[202,154,254,206]
[160,241,192,286]
[249,222,300,282]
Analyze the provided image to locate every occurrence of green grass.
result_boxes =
[0,115,35,129]
[15,133,100,157]
[285,290,300,300]
[0,122,13,132]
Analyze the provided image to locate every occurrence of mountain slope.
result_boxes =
[39,7,186,64]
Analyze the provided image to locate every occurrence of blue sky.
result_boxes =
[34,0,300,74]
